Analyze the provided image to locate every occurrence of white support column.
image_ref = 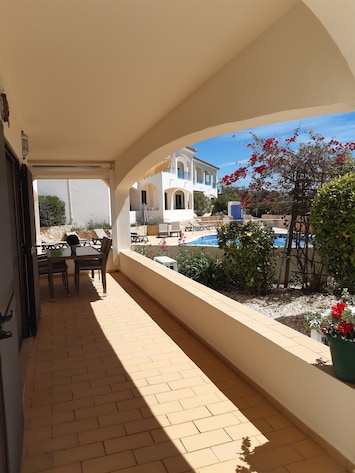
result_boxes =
[33,179,41,246]
[109,174,131,268]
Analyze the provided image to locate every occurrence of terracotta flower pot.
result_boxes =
[146,225,159,236]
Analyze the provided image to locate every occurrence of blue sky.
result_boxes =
[190,111,355,184]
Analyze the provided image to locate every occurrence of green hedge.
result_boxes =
[310,172,355,293]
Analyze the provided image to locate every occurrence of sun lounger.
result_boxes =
[92,228,109,244]
[184,221,205,231]
[185,219,217,231]
[38,235,67,251]
[130,233,148,243]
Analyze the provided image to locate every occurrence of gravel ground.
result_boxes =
[220,286,338,336]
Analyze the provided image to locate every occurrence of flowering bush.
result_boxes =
[320,302,355,340]
[306,298,355,341]
[222,128,355,291]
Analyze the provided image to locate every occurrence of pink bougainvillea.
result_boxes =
[221,127,355,210]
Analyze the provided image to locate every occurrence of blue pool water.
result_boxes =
[186,233,311,247]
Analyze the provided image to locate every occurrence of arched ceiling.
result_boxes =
[1,0,355,186]
[0,0,298,164]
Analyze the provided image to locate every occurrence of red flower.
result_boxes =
[336,155,346,163]
[254,164,267,174]
[331,302,347,318]
[338,321,354,335]
[250,153,259,165]
[263,138,276,151]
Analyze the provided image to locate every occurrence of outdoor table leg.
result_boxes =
[101,260,107,294]
[47,259,55,300]
[75,262,80,294]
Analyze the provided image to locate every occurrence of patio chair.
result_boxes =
[38,254,69,296]
[169,221,182,237]
[157,223,169,238]
[92,228,109,244]
[74,237,112,294]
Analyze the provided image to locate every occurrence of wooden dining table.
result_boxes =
[46,246,105,300]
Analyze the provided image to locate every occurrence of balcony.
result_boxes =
[20,251,354,472]
[177,170,191,180]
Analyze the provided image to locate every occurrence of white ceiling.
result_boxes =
[0,0,298,163]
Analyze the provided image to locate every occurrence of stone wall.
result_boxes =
[40,225,97,241]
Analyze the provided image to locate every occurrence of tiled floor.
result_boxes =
[21,272,347,473]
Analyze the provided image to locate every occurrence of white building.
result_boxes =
[130,147,218,225]
[36,178,111,227]
[37,148,218,227]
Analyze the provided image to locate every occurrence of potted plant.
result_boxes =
[145,218,160,236]
[307,298,355,382]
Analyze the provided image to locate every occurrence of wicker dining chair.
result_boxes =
[74,237,112,294]
[37,254,70,296]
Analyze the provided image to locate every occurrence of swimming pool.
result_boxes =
[186,233,312,247]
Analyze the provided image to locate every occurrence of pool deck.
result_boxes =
[132,226,288,248]
[131,227,217,247]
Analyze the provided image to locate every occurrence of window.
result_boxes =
[141,190,147,205]
[175,192,184,209]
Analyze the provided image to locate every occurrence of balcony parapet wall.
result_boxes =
[119,249,355,471]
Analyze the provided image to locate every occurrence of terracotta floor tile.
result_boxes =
[194,412,241,432]
[140,399,183,417]
[156,387,196,403]
[286,454,346,473]
[52,442,105,467]
[23,425,52,443]
[104,431,153,454]
[28,434,78,457]
[250,445,304,471]
[134,440,184,464]
[98,409,143,428]
[180,392,221,410]
[53,418,99,438]
[113,461,168,473]
[21,453,53,473]
[181,429,232,452]
[152,421,199,443]
[40,464,82,473]
[41,462,82,473]
[178,448,219,470]
[21,273,348,473]
[82,450,136,473]
[211,436,260,462]
[199,458,244,472]
[78,424,125,445]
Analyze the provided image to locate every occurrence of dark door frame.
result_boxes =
[0,360,7,473]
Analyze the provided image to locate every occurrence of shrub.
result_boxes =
[86,219,111,230]
[217,221,275,295]
[133,238,168,260]
[175,247,233,291]
[310,172,355,293]
[39,195,66,227]
[193,192,212,216]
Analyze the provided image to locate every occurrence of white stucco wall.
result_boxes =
[37,179,111,227]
